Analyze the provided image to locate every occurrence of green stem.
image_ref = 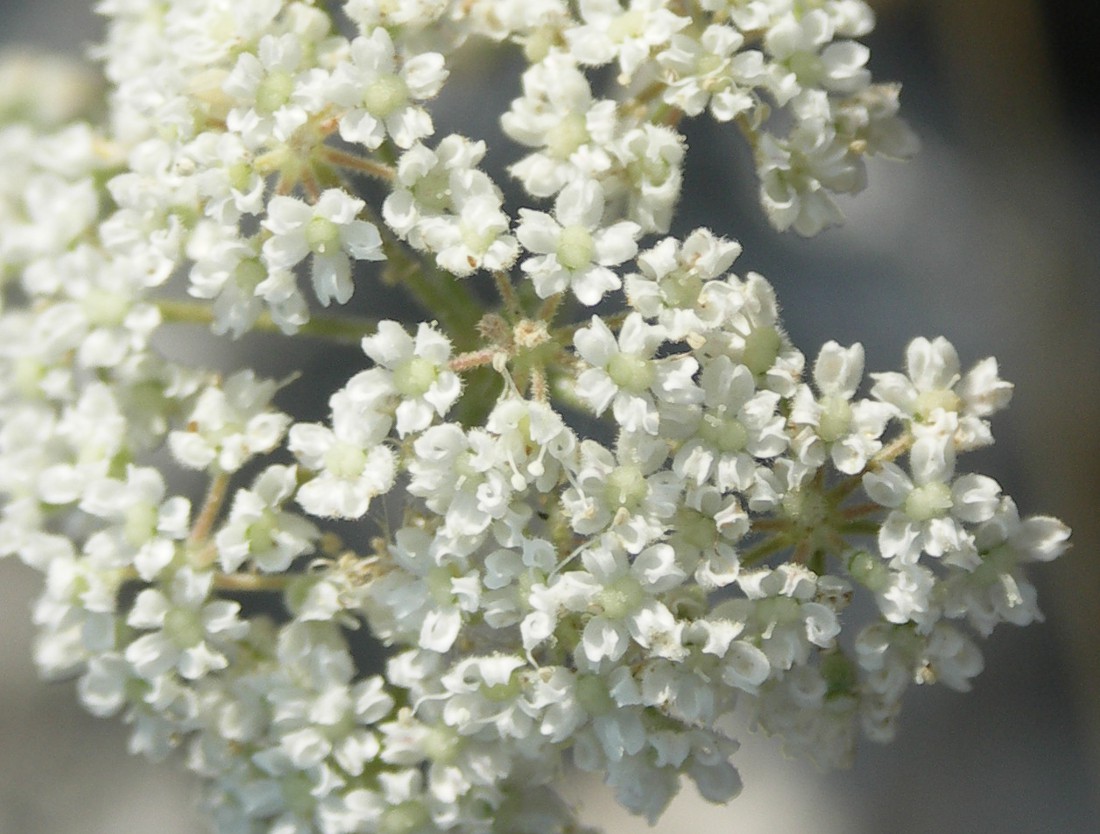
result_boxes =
[157,299,377,345]
[741,534,789,567]
[213,572,291,593]
[397,258,486,351]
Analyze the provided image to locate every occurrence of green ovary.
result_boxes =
[699,413,748,453]
[607,353,655,393]
[393,356,438,398]
[660,271,703,308]
[676,507,717,549]
[234,257,267,291]
[123,502,159,548]
[164,607,204,649]
[609,9,646,42]
[915,388,961,420]
[324,442,367,480]
[742,325,781,375]
[305,216,341,255]
[362,74,408,119]
[597,574,644,619]
[246,511,278,553]
[556,225,595,271]
[546,112,590,159]
[905,482,953,521]
[255,71,294,115]
[817,395,853,442]
[605,464,648,511]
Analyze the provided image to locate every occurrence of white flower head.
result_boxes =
[215,464,320,573]
[262,188,384,306]
[328,27,448,150]
[518,178,640,305]
[289,394,396,519]
[360,320,462,436]
[168,370,290,474]
[574,313,700,435]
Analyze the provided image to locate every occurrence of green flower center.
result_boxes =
[255,70,294,115]
[817,395,853,442]
[660,270,703,308]
[305,216,341,255]
[362,74,409,119]
[123,502,159,548]
[556,225,595,271]
[742,325,782,375]
[607,353,655,393]
[597,573,644,619]
[914,388,961,421]
[164,607,204,648]
[605,464,648,511]
[324,442,367,480]
[609,9,646,43]
[905,481,953,521]
[246,511,278,553]
[700,413,748,453]
[675,507,717,550]
[394,356,438,398]
[546,112,590,159]
[412,168,451,211]
[234,257,267,291]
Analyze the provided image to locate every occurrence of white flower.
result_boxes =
[215,465,320,573]
[578,543,686,665]
[624,228,741,339]
[789,341,894,475]
[941,498,1069,636]
[359,320,462,436]
[667,354,787,492]
[328,27,447,149]
[262,188,384,306]
[288,394,396,519]
[502,52,618,197]
[657,25,764,120]
[125,567,248,681]
[608,124,685,234]
[871,336,1011,449]
[565,0,690,82]
[383,135,490,247]
[574,313,699,434]
[517,178,640,305]
[561,433,680,553]
[80,465,190,581]
[168,370,290,474]
[223,33,327,148]
[863,413,1001,567]
[406,423,511,538]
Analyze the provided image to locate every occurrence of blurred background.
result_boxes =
[1,1,1098,832]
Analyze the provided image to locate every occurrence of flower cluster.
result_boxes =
[0,3,1067,834]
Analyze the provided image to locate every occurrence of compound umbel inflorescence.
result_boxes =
[0,2,1069,833]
